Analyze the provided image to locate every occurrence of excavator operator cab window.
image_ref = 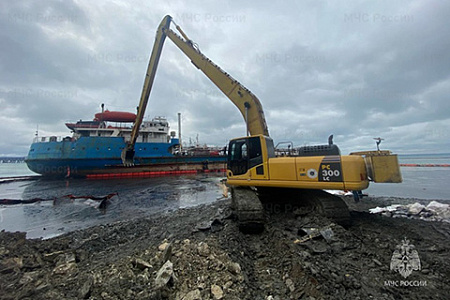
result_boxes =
[228,137,263,175]
[265,137,276,158]
[228,139,247,175]
[229,139,245,160]
[241,143,248,158]
[248,136,263,168]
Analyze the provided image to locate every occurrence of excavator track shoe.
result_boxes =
[231,186,265,234]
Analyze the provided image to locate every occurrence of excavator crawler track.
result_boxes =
[230,187,265,234]
[232,187,351,233]
[301,189,352,227]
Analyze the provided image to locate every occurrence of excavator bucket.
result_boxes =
[351,151,402,183]
[121,147,135,166]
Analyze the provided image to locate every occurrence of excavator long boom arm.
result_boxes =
[122,17,171,164]
[122,15,268,164]
[165,21,269,136]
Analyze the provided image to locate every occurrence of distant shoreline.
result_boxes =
[0,157,26,163]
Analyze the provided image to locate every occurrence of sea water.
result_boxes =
[0,162,37,177]
[0,155,449,239]
[366,154,450,200]
[398,153,450,165]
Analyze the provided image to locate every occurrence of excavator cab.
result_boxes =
[227,135,275,177]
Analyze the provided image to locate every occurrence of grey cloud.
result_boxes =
[0,0,449,156]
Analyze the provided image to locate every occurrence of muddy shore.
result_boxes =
[1,196,449,299]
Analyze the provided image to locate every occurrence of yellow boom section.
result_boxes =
[122,16,172,164]
[164,24,269,136]
[122,15,269,164]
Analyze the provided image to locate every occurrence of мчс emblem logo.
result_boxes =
[390,238,421,278]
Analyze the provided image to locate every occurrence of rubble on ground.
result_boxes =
[1,197,450,299]
[369,200,450,222]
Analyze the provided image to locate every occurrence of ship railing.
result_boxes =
[33,136,73,143]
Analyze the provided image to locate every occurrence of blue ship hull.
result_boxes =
[25,136,226,177]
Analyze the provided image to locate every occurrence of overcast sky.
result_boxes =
[1,0,449,156]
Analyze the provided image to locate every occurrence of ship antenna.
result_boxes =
[374,137,384,151]
[35,125,39,137]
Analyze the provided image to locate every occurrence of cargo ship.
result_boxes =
[25,110,226,178]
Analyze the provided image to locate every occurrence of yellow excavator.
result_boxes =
[123,15,402,232]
